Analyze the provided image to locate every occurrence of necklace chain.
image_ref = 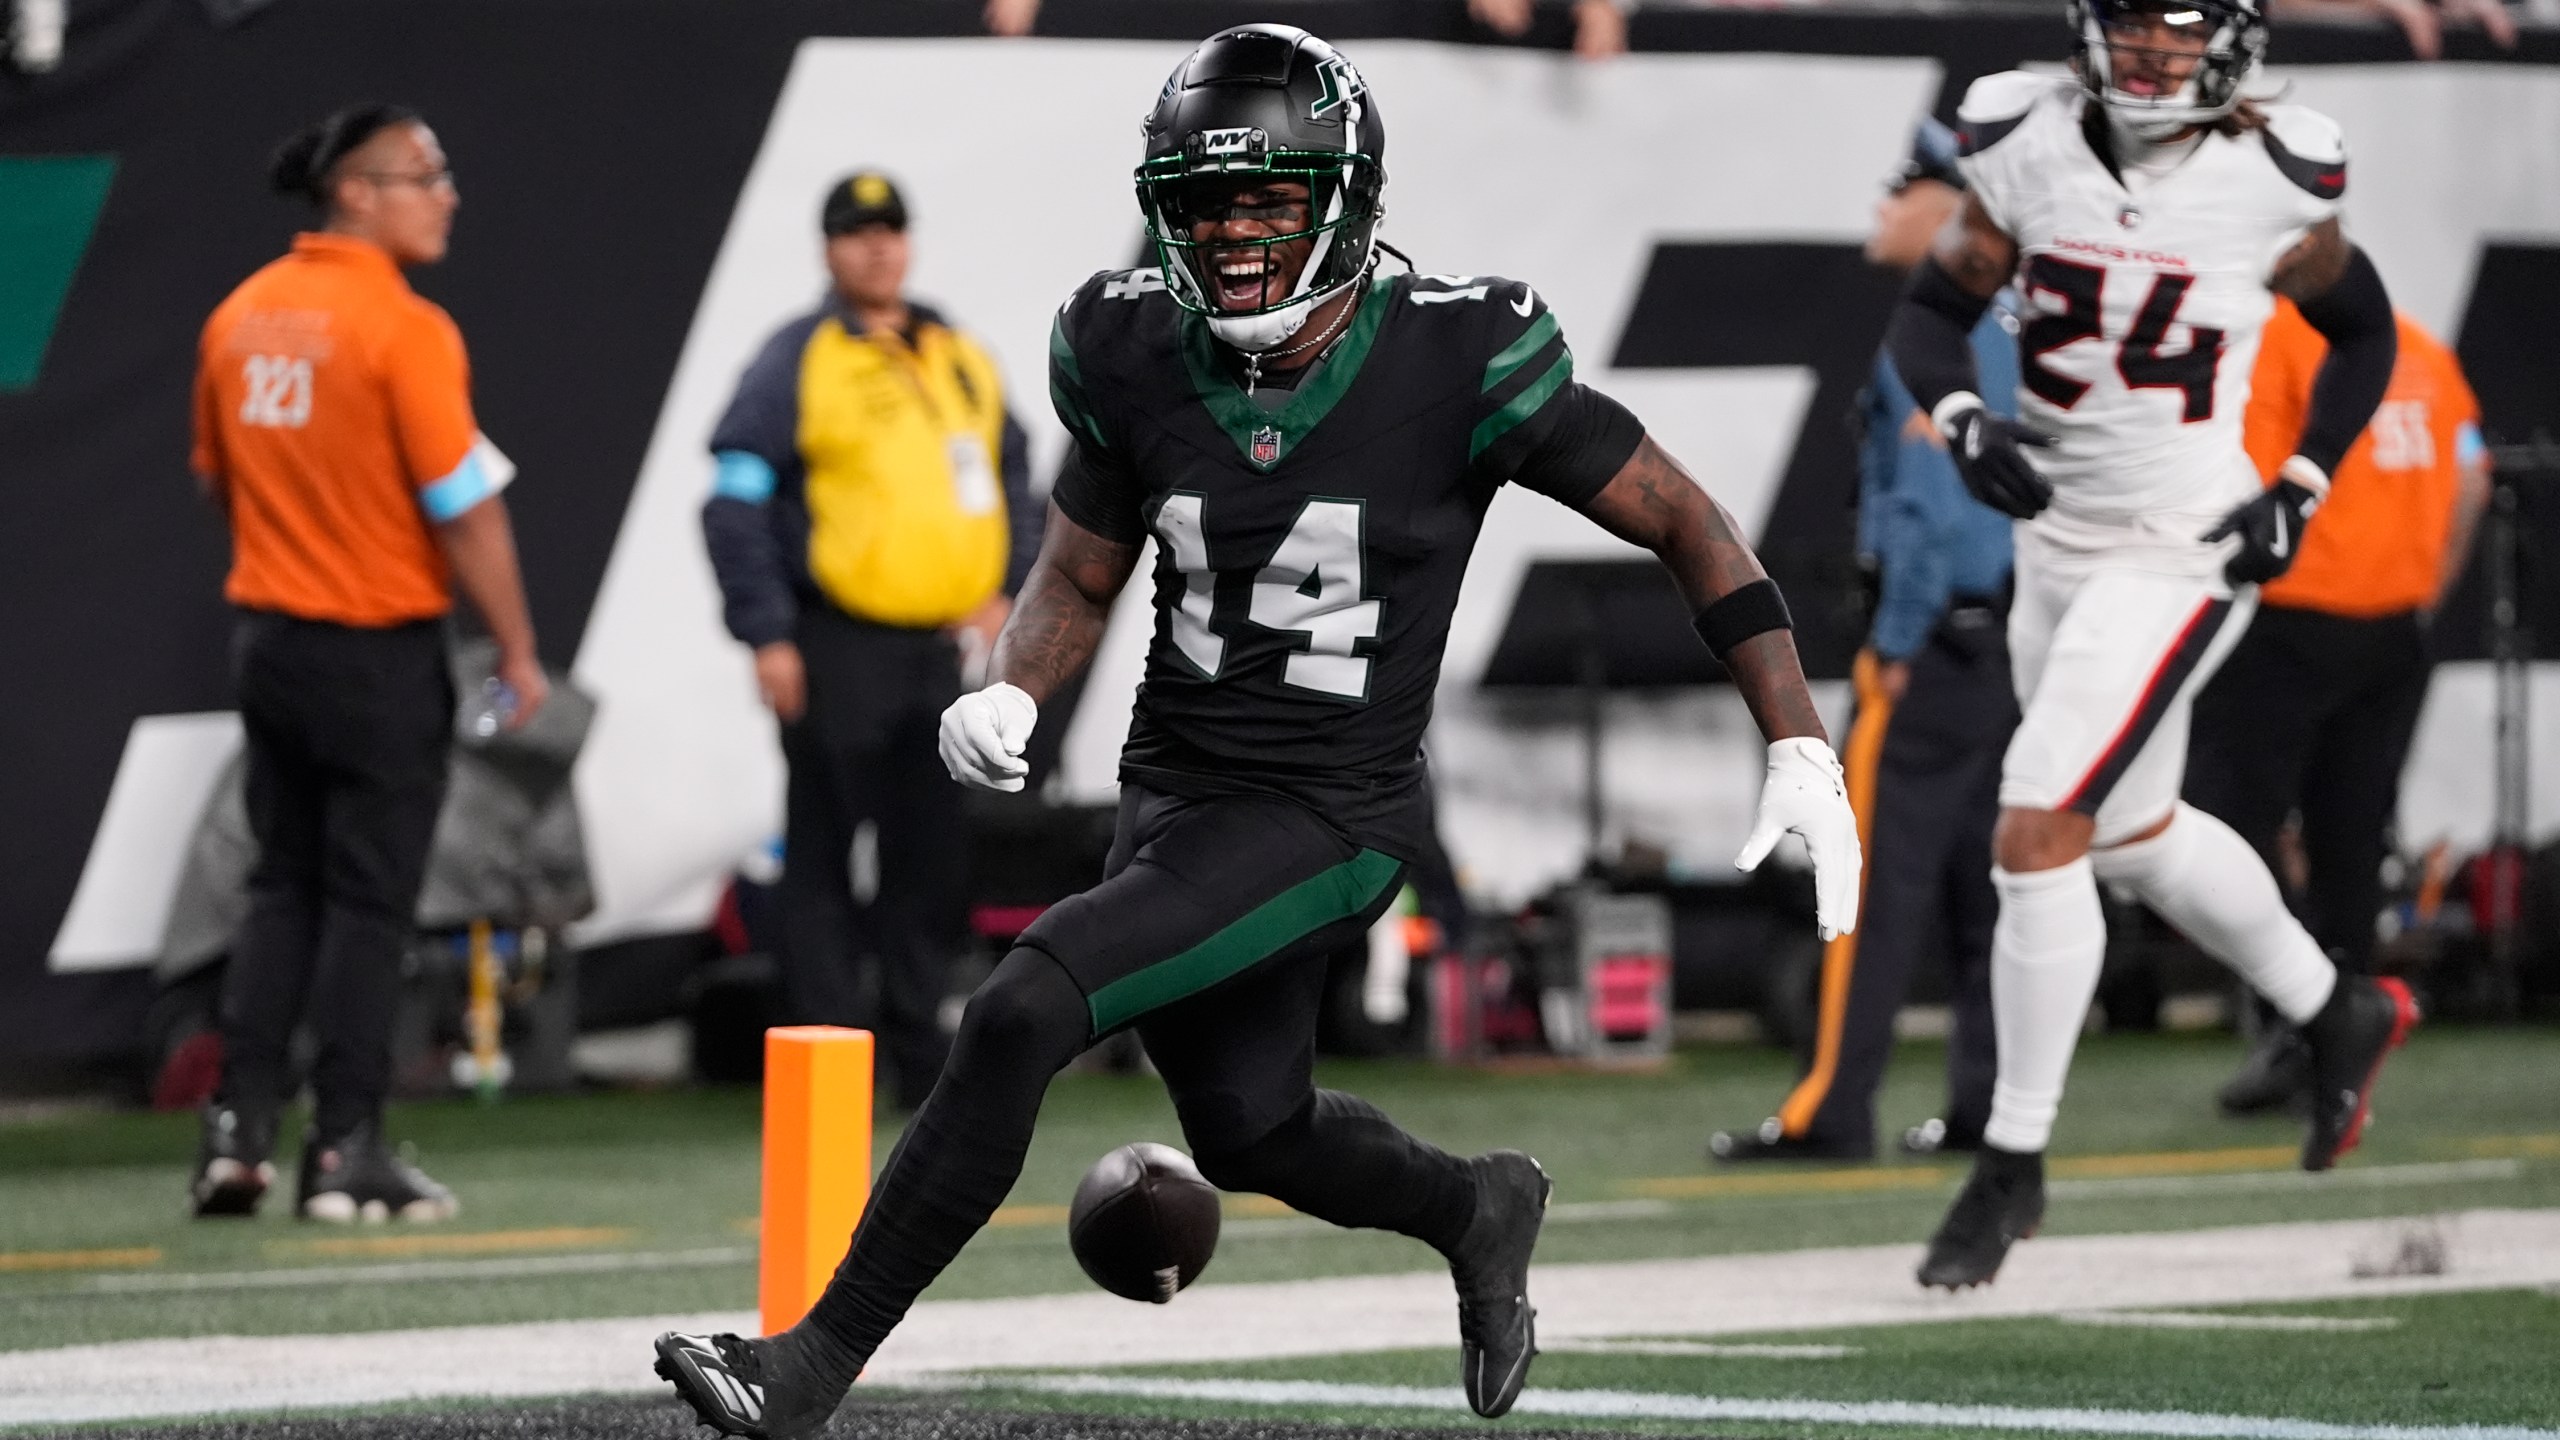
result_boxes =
[1240,298,1355,395]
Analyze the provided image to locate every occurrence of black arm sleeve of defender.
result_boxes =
[1884,257,1995,420]
[998,409,1040,595]
[1511,382,1647,511]
[2289,246,2396,478]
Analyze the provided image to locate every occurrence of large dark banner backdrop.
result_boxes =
[2,0,2554,1070]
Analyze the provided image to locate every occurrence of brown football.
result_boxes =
[1066,1141,1222,1303]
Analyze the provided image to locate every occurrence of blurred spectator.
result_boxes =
[2270,0,2518,58]
[985,0,1038,37]
[1710,120,2015,1162]
[189,103,545,1223]
[701,172,1037,1110]
[2188,302,2489,1113]
[989,0,1634,56]
[1469,0,1634,58]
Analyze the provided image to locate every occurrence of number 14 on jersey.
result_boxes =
[1153,494,1382,701]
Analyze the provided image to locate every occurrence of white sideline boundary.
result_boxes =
[967,1375,2560,1440]
[3,1208,2557,1427]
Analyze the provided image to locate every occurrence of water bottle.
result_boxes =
[469,676,517,739]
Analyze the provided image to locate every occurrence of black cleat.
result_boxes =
[295,1120,459,1222]
[190,1104,278,1218]
[1447,1150,1550,1418]
[1709,1118,1874,1163]
[1916,1144,2044,1290]
[2217,1022,2313,1116]
[654,1330,845,1440]
[2300,976,2420,1172]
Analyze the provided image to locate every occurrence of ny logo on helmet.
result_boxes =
[1310,56,1365,120]
[1201,127,1263,157]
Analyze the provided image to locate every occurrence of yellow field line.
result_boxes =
[0,1246,161,1273]
[2462,1134,2560,1160]
[2050,1147,2297,1178]
[266,1226,633,1259]
[1630,1167,1955,1199]
[1625,1141,2377,1201]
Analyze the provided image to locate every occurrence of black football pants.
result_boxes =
[778,606,967,1109]
[2185,604,2432,977]
[1786,613,2009,1151]
[216,612,451,1143]
[795,784,1477,1383]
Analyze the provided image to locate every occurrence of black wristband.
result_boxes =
[1693,579,1793,664]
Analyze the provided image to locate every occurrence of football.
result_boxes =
[1066,1141,1222,1303]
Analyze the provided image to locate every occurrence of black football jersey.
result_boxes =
[1049,267,1644,858]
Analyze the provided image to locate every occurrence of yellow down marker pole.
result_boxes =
[759,1026,874,1336]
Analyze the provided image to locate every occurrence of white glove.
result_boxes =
[1734,736,1862,941]
[937,682,1038,792]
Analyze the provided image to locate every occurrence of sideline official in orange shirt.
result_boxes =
[2187,299,2489,1112]
[187,104,546,1224]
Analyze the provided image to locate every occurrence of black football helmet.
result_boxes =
[1136,25,1386,349]
[2070,0,2267,138]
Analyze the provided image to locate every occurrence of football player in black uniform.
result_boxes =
[657,26,1860,1438]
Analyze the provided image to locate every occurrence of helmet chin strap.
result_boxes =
[1206,295,1314,354]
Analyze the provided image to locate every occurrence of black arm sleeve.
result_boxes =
[1049,437,1146,545]
[2288,245,2396,478]
[1511,383,1646,511]
[1884,257,1995,421]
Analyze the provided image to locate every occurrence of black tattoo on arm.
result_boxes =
[1580,436,1828,744]
[2272,217,2350,301]
[1937,190,2021,300]
[991,504,1141,703]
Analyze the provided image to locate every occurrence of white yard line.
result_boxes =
[976,1375,2560,1440]
[3,1208,2556,1426]
[2056,1311,2400,1333]
[1545,1339,1861,1358]
[43,1157,2526,1298]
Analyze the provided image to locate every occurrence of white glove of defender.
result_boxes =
[937,682,1039,792]
[1734,735,1862,941]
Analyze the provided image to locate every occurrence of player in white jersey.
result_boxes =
[1882,0,2420,1288]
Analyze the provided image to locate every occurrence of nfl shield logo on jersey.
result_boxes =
[1251,426,1283,466]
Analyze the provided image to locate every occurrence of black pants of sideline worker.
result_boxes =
[779,605,966,1110]
[215,612,451,1142]
[1785,611,2010,1152]
[2185,604,2432,977]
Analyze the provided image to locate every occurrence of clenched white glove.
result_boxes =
[1734,735,1862,941]
[937,682,1039,792]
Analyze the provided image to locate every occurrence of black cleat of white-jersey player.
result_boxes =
[1885,0,2414,1291]
[658,26,1859,1437]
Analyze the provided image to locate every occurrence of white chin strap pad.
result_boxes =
[1208,296,1313,352]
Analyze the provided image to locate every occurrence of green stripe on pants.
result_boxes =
[1085,848,1402,1033]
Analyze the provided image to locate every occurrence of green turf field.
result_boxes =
[943,1287,2560,1438]
[5,1025,2556,1436]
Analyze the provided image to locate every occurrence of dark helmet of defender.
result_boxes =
[1135,25,1386,334]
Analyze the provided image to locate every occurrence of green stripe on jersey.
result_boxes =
[1177,274,1393,470]
[1086,848,1402,1033]
[1469,351,1573,461]
[1481,311,1560,393]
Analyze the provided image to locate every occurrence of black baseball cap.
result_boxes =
[822,171,908,235]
